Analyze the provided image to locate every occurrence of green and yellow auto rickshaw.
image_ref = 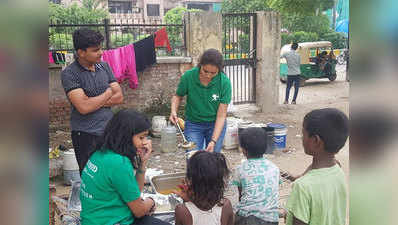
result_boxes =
[280,41,338,85]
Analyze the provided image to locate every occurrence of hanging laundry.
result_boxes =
[102,44,138,89]
[154,27,172,52]
[52,52,66,64]
[134,35,156,73]
[49,52,55,64]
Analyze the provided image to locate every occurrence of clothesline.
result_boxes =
[50,28,172,90]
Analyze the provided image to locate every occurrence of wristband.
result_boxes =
[147,197,156,212]
[210,139,217,144]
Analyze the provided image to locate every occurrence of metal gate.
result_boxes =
[222,13,257,105]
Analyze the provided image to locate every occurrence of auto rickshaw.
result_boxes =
[280,41,338,85]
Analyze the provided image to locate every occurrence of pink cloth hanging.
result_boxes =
[49,52,55,64]
[102,44,138,89]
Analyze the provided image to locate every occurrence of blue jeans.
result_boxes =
[184,120,227,153]
[285,75,300,102]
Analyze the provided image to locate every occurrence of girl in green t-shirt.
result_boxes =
[169,49,232,153]
[80,109,171,225]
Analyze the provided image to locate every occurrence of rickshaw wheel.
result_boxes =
[328,73,337,81]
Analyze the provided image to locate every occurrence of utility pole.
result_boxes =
[332,0,337,29]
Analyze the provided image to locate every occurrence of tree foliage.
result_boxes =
[221,0,270,13]
[221,0,346,48]
[221,0,334,15]
[282,14,331,35]
[164,7,201,46]
[49,1,109,49]
[49,2,108,25]
[82,0,107,11]
[269,0,334,16]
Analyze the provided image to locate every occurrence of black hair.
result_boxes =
[93,109,151,169]
[197,48,224,73]
[186,151,230,210]
[238,127,267,158]
[303,108,349,153]
[291,42,298,50]
[72,28,104,51]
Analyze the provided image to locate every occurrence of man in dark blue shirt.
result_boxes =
[61,29,124,174]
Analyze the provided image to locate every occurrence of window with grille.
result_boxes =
[109,1,132,14]
[147,4,160,16]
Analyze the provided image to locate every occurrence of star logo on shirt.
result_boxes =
[211,94,219,101]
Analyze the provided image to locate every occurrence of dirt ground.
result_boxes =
[49,65,349,224]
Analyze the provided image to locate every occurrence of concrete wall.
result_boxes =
[184,11,222,65]
[49,11,281,131]
[255,11,281,113]
[49,57,192,131]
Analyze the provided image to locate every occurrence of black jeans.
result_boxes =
[71,131,100,175]
[285,75,300,102]
[130,216,172,225]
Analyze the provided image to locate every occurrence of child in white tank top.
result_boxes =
[173,151,234,225]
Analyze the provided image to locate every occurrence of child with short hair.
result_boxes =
[231,127,280,225]
[283,108,349,225]
[174,151,234,225]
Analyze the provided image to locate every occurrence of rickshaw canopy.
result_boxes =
[280,41,333,64]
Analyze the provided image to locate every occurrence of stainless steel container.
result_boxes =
[150,172,186,195]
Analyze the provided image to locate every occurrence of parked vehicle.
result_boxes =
[280,41,338,85]
[337,49,348,65]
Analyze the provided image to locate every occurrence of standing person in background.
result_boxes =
[169,49,232,153]
[281,43,301,105]
[61,28,124,174]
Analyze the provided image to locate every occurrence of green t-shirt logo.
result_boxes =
[211,94,219,101]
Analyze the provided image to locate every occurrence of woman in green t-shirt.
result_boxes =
[80,109,171,225]
[169,49,232,153]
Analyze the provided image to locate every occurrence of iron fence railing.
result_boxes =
[49,18,186,56]
[222,13,257,105]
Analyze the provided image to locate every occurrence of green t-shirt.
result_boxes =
[176,67,232,122]
[286,165,347,225]
[80,150,141,225]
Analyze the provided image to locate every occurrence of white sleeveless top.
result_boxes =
[185,202,223,225]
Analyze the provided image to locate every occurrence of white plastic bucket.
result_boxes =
[223,123,239,150]
[63,149,79,171]
[152,116,167,137]
[63,149,80,185]
[267,123,287,149]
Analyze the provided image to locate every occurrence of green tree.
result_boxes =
[49,2,108,25]
[282,14,331,36]
[221,0,334,15]
[49,2,109,49]
[82,0,107,11]
[270,0,334,16]
[164,7,201,47]
[221,0,270,13]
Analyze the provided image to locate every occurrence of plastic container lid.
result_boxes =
[267,123,286,129]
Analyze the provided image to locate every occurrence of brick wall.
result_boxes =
[49,57,193,131]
